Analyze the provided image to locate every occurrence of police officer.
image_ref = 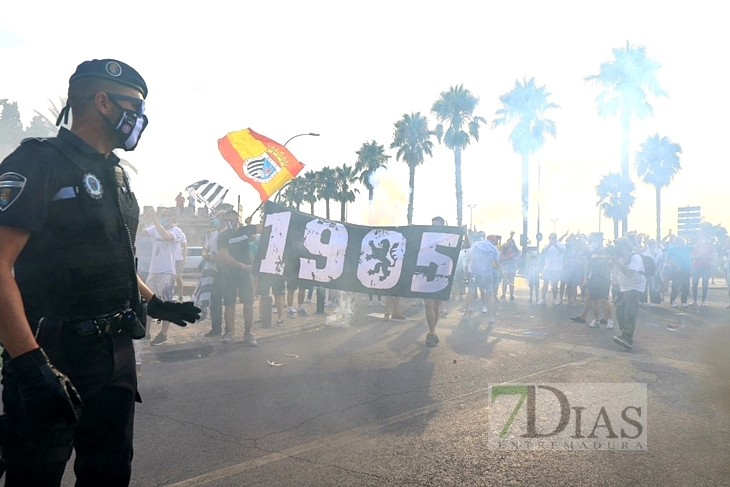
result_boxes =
[0,59,200,486]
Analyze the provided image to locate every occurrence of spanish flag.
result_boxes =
[218,128,305,202]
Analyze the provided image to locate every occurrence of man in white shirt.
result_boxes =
[141,208,184,345]
[538,232,566,305]
[463,232,500,324]
[173,221,187,301]
[611,237,646,350]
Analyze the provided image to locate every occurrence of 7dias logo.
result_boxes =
[487,383,647,451]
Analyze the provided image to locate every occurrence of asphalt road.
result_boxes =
[61,287,730,486]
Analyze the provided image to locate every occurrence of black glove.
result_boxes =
[147,295,201,327]
[3,348,83,426]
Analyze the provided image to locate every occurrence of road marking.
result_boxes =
[165,356,598,486]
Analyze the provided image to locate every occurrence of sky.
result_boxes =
[1,0,727,243]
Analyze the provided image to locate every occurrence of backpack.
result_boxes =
[631,253,656,277]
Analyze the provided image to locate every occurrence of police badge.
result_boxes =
[83,173,104,199]
[0,172,27,211]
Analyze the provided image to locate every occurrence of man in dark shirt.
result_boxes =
[216,210,257,345]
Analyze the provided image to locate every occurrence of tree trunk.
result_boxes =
[325,199,330,220]
[454,147,463,227]
[521,152,529,254]
[309,201,314,215]
[340,200,346,222]
[655,185,661,244]
[613,219,619,241]
[407,164,416,225]
[620,111,631,235]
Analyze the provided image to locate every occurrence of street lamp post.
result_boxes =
[284,132,320,147]
[467,204,477,231]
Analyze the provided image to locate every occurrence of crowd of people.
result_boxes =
[452,227,730,351]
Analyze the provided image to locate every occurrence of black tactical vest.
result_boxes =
[13,136,140,318]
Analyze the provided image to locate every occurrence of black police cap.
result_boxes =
[69,59,148,99]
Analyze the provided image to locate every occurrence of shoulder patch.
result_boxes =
[0,172,27,211]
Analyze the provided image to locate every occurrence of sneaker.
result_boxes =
[324,300,335,307]
[613,336,633,350]
[272,308,277,314]
[287,309,296,318]
[383,314,391,321]
[606,319,614,329]
[204,329,221,338]
[500,295,506,302]
[681,302,689,308]
[391,313,406,320]
[150,333,167,346]
[276,319,284,326]
[527,298,533,304]
[488,317,496,324]
[537,299,546,305]
[588,319,598,328]
[297,308,308,316]
[702,301,708,307]
[671,301,678,308]
[440,309,448,318]
[481,306,488,314]
[570,316,586,323]
[221,332,235,344]
[304,298,312,304]
[425,333,439,347]
[243,333,258,347]
[553,299,560,306]
[253,318,262,324]
[691,301,697,306]
[510,295,515,301]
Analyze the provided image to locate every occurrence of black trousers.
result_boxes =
[2,328,137,487]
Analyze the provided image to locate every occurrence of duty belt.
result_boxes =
[35,310,137,340]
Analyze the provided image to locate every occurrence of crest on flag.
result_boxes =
[244,152,281,183]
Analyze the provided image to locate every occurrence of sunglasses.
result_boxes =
[87,93,145,115]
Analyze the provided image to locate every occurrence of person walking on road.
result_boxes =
[611,238,646,350]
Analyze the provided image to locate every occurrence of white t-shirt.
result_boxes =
[617,253,646,292]
[173,226,187,261]
[147,225,182,275]
[542,242,566,272]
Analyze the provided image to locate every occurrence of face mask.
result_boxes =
[213,218,221,228]
[159,218,168,227]
[107,98,148,151]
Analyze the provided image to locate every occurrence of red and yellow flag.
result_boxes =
[218,128,304,202]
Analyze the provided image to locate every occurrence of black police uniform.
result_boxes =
[0,128,141,486]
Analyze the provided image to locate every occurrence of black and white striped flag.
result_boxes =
[185,180,229,209]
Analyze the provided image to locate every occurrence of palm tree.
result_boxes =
[635,134,682,242]
[280,180,305,211]
[431,84,487,227]
[585,41,667,233]
[596,172,636,240]
[354,140,390,205]
[316,166,337,220]
[301,170,319,215]
[390,112,434,225]
[333,164,359,222]
[492,77,559,252]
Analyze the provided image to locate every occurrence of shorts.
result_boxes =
[588,278,610,300]
[469,273,494,294]
[146,273,175,301]
[543,269,561,283]
[220,271,254,305]
[175,260,184,275]
[257,274,286,296]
